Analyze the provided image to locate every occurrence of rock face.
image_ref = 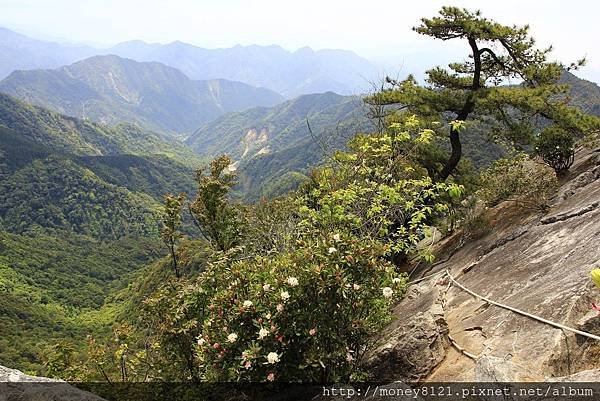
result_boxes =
[474,356,544,382]
[366,148,600,381]
[363,283,449,381]
[0,365,58,383]
[0,365,104,400]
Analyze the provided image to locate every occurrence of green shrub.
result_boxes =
[534,126,575,173]
[299,115,463,259]
[197,235,406,382]
[476,153,558,211]
[73,117,463,383]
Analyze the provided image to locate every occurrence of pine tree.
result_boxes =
[370,6,600,180]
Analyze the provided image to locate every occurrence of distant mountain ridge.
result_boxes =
[0,27,380,99]
[106,41,380,97]
[0,55,284,134]
[0,27,96,80]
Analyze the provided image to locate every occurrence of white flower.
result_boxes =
[276,304,284,312]
[280,291,290,301]
[265,313,272,320]
[353,283,360,290]
[266,352,280,364]
[346,352,354,362]
[392,277,402,284]
[328,247,337,254]
[227,333,238,343]
[243,300,253,308]
[258,327,270,340]
[382,287,394,299]
[286,277,299,287]
[197,337,206,346]
[333,233,341,241]
[263,283,271,291]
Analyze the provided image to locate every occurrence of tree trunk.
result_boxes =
[439,126,462,180]
[438,37,481,180]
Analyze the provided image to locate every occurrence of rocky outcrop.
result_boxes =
[367,147,600,382]
[0,365,104,400]
[474,356,544,382]
[363,283,449,381]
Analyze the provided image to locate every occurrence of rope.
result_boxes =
[448,334,479,360]
[445,269,600,342]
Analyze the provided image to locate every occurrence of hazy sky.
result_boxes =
[2,0,599,81]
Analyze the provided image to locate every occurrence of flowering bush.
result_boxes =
[191,117,459,382]
[196,234,406,382]
[75,117,462,383]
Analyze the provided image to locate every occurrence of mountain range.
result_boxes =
[106,41,380,97]
[0,55,283,134]
[0,27,380,98]
[0,27,96,80]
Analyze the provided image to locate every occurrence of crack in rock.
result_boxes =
[541,201,600,225]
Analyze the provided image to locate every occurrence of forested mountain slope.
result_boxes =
[0,95,200,373]
[0,92,201,164]
[187,92,363,158]
[0,92,205,237]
